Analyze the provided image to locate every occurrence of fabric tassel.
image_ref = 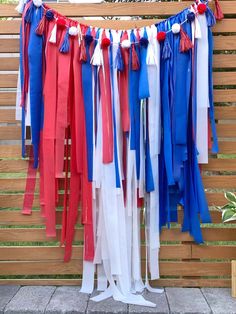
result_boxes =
[79,38,87,62]
[179,27,193,53]
[131,43,139,71]
[214,0,224,21]
[60,28,70,53]
[35,13,46,36]
[206,7,216,27]
[24,1,34,24]
[162,38,172,60]
[115,45,124,71]
[49,23,57,43]
[90,41,103,66]
[15,0,25,14]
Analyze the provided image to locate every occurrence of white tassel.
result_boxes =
[49,23,57,44]
[15,0,24,14]
[91,43,103,66]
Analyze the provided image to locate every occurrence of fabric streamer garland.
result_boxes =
[15,0,223,307]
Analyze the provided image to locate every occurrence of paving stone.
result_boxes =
[45,286,89,314]
[201,288,236,314]
[129,290,169,313]
[0,286,20,314]
[87,291,128,314]
[165,287,211,314]
[4,286,56,314]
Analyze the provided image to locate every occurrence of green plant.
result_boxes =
[219,192,236,223]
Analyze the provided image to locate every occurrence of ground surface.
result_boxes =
[0,286,236,314]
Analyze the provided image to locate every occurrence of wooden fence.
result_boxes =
[0,1,236,287]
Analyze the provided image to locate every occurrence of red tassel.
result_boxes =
[79,38,87,63]
[131,43,139,71]
[214,0,224,21]
[35,14,46,36]
[179,27,193,53]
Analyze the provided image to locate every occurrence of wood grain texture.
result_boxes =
[0,53,235,72]
[1,2,236,17]
[192,245,236,259]
[0,89,235,107]
[0,227,235,242]
[0,260,231,276]
[0,18,236,34]
[1,106,236,124]
[0,36,235,54]
[0,244,191,261]
[0,278,231,287]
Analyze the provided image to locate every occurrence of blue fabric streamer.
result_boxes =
[28,5,44,168]
[138,28,150,100]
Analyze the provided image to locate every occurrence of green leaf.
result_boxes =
[224,213,236,223]
[224,192,236,203]
[222,208,236,223]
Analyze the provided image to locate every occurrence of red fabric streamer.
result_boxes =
[22,146,37,215]
[214,0,224,21]
[119,31,130,133]
[99,30,114,164]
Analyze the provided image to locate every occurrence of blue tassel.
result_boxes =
[45,10,54,21]
[162,38,172,60]
[115,45,124,71]
[206,7,216,27]
[24,1,34,24]
[59,28,70,54]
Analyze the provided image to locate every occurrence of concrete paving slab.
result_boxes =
[0,286,20,314]
[201,288,236,314]
[87,291,128,314]
[129,290,169,313]
[45,286,89,314]
[4,286,56,314]
[165,287,211,314]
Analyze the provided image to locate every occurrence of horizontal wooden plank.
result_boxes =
[203,175,236,188]
[0,191,227,209]
[1,71,235,89]
[0,57,19,71]
[0,93,17,107]
[192,245,236,259]
[0,244,191,261]
[1,156,236,173]
[217,124,236,137]
[202,159,236,171]
[1,106,235,125]
[214,72,236,86]
[214,90,236,103]
[0,53,235,73]
[0,260,231,276]
[0,89,235,109]
[213,55,236,69]
[1,18,236,35]
[0,210,63,226]
[0,126,21,140]
[0,109,16,123]
[0,174,235,191]
[218,141,236,154]
[214,106,236,120]
[0,39,19,53]
[0,35,235,55]
[1,2,236,17]
[0,278,231,287]
[0,227,235,242]
[206,192,229,206]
